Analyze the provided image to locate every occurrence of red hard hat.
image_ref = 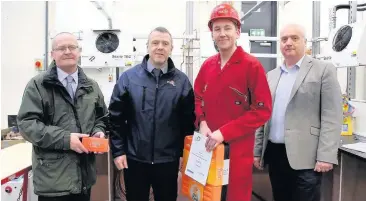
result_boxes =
[208,3,241,31]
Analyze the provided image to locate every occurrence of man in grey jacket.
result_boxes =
[254,24,342,201]
[17,32,108,201]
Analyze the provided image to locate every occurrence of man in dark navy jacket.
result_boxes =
[108,26,195,201]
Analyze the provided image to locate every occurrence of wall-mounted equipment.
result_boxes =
[322,20,366,67]
[80,29,135,68]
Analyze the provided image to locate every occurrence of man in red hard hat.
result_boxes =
[194,3,272,201]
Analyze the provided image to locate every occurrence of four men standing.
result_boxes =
[17,3,343,201]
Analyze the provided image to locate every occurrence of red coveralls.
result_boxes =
[194,46,272,201]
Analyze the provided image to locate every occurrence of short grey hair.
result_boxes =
[147,26,173,45]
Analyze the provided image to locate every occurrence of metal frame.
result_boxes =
[1,166,31,201]
[186,1,194,83]
[312,1,321,58]
[44,1,49,70]
[347,1,357,99]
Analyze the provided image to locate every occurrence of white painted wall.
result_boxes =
[1,1,47,128]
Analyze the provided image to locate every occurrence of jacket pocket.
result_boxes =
[310,126,320,136]
[229,86,250,108]
[33,154,80,195]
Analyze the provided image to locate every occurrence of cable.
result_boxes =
[115,170,155,201]
[335,4,366,11]
[115,171,126,200]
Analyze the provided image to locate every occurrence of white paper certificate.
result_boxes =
[185,132,213,185]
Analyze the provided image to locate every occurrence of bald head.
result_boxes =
[279,23,307,66]
[51,32,78,50]
[51,32,80,73]
[280,23,307,39]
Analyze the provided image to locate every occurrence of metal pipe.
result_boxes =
[330,3,366,30]
[90,1,118,82]
[90,1,112,29]
[347,1,357,99]
[44,1,49,70]
[329,7,337,31]
[240,1,268,22]
[185,1,194,83]
[312,1,321,58]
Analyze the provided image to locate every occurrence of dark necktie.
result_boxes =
[152,68,162,85]
[65,75,74,101]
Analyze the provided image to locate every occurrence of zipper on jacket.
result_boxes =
[229,86,248,102]
[142,87,146,110]
[152,82,158,164]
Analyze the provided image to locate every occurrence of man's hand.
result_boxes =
[114,155,128,170]
[253,157,263,170]
[92,132,106,154]
[314,161,333,172]
[70,133,89,154]
[199,121,212,137]
[205,130,224,152]
[93,131,105,139]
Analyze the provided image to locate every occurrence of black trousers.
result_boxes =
[124,158,179,201]
[38,189,90,201]
[265,141,322,201]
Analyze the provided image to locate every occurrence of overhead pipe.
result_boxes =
[329,3,366,30]
[90,1,113,29]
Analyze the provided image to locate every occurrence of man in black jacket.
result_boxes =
[108,27,196,201]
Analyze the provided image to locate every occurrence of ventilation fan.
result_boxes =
[96,32,119,53]
[332,25,352,52]
[322,21,366,67]
[80,29,135,68]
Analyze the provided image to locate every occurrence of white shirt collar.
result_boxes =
[56,67,78,84]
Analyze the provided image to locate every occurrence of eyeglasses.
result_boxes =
[53,45,79,52]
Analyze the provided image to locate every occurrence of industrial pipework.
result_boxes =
[329,3,366,31]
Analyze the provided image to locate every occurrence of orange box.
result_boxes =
[181,135,230,186]
[82,137,109,153]
[180,135,230,201]
[181,172,228,201]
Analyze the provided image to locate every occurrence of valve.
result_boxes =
[5,186,12,193]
